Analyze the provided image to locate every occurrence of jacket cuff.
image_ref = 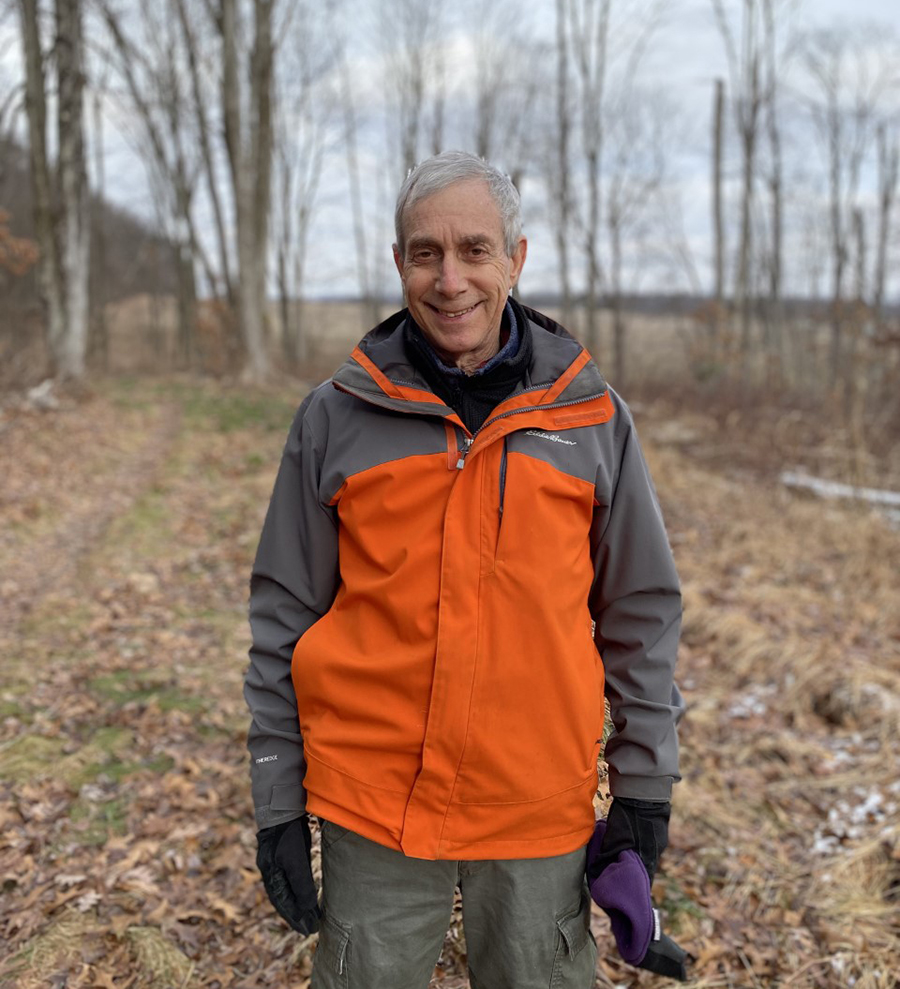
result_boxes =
[254,781,307,829]
[608,769,674,802]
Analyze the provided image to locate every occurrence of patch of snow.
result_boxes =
[727,683,777,719]
[781,470,900,508]
[811,785,897,855]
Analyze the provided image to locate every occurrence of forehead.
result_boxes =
[404,179,504,245]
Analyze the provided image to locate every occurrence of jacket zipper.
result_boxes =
[456,434,473,470]
[498,437,508,519]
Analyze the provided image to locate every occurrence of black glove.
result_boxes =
[641,919,689,981]
[586,798,689,980]
[590,796,670,887]
[256,815,320,934]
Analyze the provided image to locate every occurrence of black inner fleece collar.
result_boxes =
[403,297,534,435]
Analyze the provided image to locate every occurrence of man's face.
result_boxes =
[393,179,527,373]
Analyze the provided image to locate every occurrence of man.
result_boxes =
[245,151,684,989]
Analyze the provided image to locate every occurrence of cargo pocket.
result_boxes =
[550,888,598,989]
[311,914,351,989]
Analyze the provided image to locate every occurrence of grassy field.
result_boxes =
[0,374,898,988]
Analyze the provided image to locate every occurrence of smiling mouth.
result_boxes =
[428,302,480,319]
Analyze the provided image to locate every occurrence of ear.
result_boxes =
[508,237,527,288]
[392,244,405,281]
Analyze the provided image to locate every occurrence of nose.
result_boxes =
[435,254,465,296]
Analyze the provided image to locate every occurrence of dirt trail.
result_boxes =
[0,391,181,636]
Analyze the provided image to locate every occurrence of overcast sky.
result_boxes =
[2,0,899,300]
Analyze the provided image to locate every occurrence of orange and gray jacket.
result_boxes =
[245,306,684,861]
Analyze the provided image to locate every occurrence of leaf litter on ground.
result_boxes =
[0,377,898,988]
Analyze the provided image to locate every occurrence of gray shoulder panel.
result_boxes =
[301,380,454,501]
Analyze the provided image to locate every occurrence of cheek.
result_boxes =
[402,272,426,297]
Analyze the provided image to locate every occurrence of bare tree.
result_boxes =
[801,25,893,386]
[221,0,276,382]
[19,0,64,360]
[99,0,210,367]
[19,0,91,381]
[378,0,447,179]
[0,8,21,165]
[90,64,109,369]
[712,77,726,322]
[566,0,611,355]
[605,85,667,386]
[174,0,234,307]
[271,1,334,367]
[338,43,378,329]
[760,0,786,366]
[711,0,764,353]
[554,0,573,326]
[562,0,665,357]
[55,0,90,378]
[873,122,899,330]
[462,0,537,164]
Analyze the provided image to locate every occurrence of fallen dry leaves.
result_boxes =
[0,377,898,988]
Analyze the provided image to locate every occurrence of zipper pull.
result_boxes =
[456,436,473,469]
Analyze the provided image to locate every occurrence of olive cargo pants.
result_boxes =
[311,821,598,989]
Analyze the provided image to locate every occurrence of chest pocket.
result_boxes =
[479,445,596,578]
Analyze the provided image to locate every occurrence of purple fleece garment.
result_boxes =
[587,818,654,966]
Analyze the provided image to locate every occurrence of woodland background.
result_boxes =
[1,0,899,986]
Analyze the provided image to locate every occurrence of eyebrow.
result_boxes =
[407,234,494,252]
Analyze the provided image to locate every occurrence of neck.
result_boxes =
[443,338,501,375]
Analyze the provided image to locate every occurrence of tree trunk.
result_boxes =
[874,125,898,329]
[175,0,234,307]
[91,86,108,370]
[278,238,294,366]
[19,0,66,368]
[761,0,784,379]
[430,52,445,155]
[737,117,756,354]
[765,107,784,367]
[585,143,602,358]
[554,0,572,328]
[712,77,725,357]
[276,141,296,368]
[828,102,845,389]
[712,78,725,311]
[852,207,866,305]
[247,0,274,381]
[173,222,196,370]
[293,235,309,365]
[55,0,90,380]
[339,49,377,330]
[569,0,610,359]
[222,0,273,382]
[609,206,624,387]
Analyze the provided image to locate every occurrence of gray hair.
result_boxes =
[394,151,523,258]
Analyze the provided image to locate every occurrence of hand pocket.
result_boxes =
[319,818,352,850]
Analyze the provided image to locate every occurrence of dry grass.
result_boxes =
[126,926,196,988]
[1,913,102,989]
[638,427,900,988]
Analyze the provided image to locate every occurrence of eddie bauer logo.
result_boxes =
[525,429,577,446]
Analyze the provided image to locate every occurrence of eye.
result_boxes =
[468,245,487,258]
[412,249,436,263]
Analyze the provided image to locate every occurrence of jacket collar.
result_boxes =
[331,304,609,419]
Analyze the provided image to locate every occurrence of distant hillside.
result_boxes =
[0,135,176,310]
